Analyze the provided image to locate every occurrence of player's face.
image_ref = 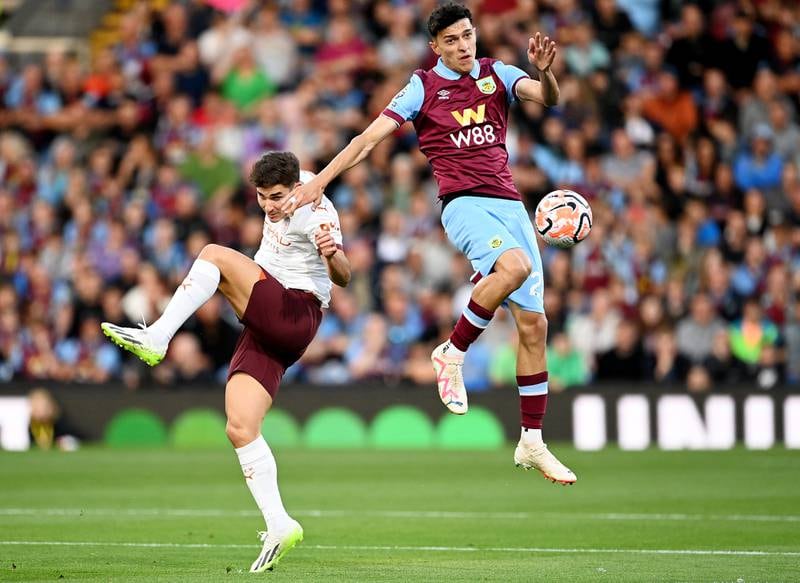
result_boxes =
[431,19,476,75]
[256,182,300,222]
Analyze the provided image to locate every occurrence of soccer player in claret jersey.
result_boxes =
[101,152,350,571]
[284,3,575,485]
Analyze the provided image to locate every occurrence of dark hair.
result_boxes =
[427,2,472,38]
[249,151,300,188]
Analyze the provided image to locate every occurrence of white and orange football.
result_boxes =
[533,189,592,249]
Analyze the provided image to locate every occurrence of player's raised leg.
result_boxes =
[101,244,262,365]
[226,372,303,572]
[508,302,576,485]
[432,247,531,414]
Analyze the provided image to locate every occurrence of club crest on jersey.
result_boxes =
[476,76,496,95]
[489,236,503,249]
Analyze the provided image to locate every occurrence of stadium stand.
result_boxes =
[0,0,798,392]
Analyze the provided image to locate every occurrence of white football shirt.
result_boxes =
[253,171,342,308]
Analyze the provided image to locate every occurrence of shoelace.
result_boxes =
[138,311,148,331]
[257,531,268,543]
[442,357,464,369]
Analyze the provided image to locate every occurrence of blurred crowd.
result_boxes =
[0,0,799,391]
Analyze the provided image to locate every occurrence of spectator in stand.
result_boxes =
[698,68,738,155]
[601,129,656,193]
[546,332,589,390]
[346,313,389,381]
[734,124,785,209]
[567,288,621,368]
[718,9,772,92]
[595,319,647,381]
[280,0,324,57]
[376,6,428,73]
[198,9,250,71]
[153,331,213,384]
[592,0,633,54]
[676,293,726,364]
[768,100,800,167]
[216,47,276,112]
[563,19,610,78]
[251,5,298,90]
[647,328,689,384]
[641,67,698,145]
[664,4,715,91]
[739,68,794,142]
[699,330,737,385]
[729,299,779,372]
[178,130,239,204]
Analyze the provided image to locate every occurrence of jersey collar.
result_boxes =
[433,57,480,80]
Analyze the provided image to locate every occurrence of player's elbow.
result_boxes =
[351,132,377,156]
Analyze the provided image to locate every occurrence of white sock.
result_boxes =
[147,259,220,346]
[235,435,292,533]
[520,427,544,447]
[445,341,465,358]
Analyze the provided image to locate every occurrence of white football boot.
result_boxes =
[100,322,167,366]
[430,341,468,415]
[250,519,304,573]
[514,442,577,485]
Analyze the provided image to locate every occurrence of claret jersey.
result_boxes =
[382,57,529,202]
[253,171,342,308]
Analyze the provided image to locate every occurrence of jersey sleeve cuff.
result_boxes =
[381,109,405,126]
[511,75,530,101]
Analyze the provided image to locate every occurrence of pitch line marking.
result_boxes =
[0,540,798,557]
[1,508,799,523]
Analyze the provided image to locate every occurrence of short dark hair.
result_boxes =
[427,2,472,38]
[249,151,300,189]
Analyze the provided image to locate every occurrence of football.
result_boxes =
[534,189,593,248]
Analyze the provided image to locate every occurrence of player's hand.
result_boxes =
[315,230,338,258]
[282,180,324,215]
[528,32,556,72]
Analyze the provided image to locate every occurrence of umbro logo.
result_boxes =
[437,89,451,100]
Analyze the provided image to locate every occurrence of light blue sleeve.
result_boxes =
[492,61,530,104]
[384,74,425,122]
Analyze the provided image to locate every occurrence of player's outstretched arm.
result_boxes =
[316,230,351,287]
[516,32,560,107]
[282,115,398,214]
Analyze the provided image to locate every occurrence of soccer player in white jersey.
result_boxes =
[101,152,350,572]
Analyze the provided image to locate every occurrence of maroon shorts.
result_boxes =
[227,269,322,398]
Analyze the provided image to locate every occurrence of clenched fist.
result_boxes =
[316,230,338,258]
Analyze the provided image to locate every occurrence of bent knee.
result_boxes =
[225,419,260,448]
[198,244,226,264]
[518,313,548,344]
[497,251,532,288]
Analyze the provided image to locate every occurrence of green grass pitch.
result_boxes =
[1,447,799,582]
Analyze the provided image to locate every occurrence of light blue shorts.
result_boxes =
[441,196,544,313]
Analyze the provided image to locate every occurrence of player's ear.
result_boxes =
[429,39,441,56]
